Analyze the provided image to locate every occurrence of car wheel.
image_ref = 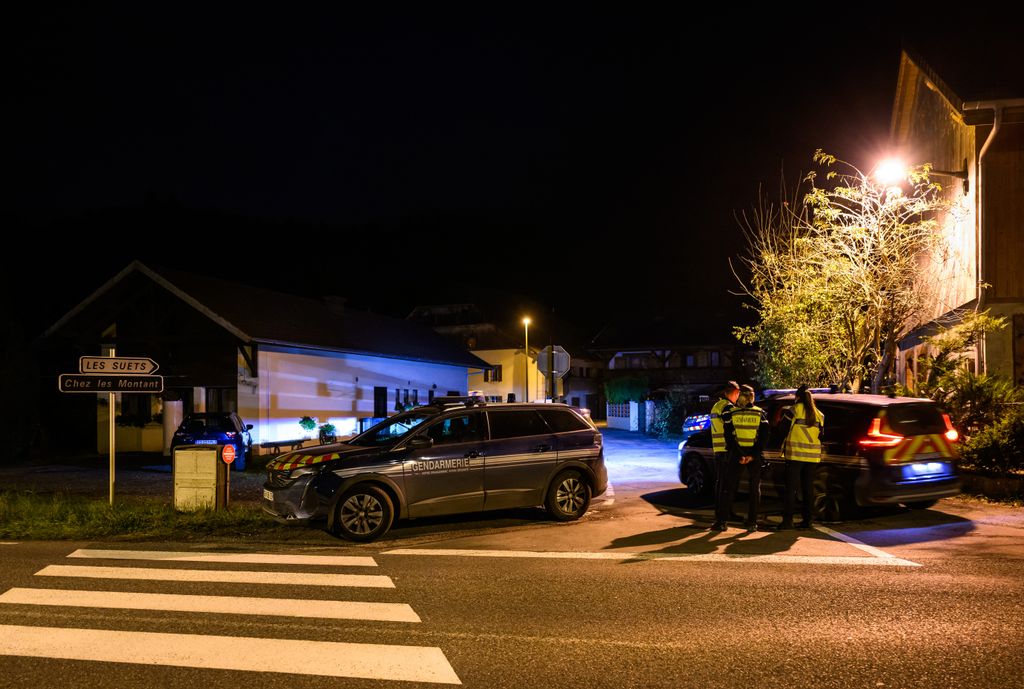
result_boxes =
[546,470,591,521]
[331,485,394,542]
[679,453,712,497]
[902,499,938,510]
[812,466,854,522]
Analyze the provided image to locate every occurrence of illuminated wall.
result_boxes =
[237,346,470,451]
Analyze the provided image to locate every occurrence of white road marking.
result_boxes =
[383,548,920,566]
[68,549,377,567]
[35,565,395,588]
[0,625,461,684]
[0,542,18,546]
[599,482,615,505]
[812,525,909,560]
[0,588,420,623]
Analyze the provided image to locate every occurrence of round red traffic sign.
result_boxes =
[221,445,236,464]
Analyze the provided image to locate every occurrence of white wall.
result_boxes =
[471,348,545,402]
[246,346,470,450]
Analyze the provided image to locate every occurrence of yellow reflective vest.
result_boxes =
[732,405,766,449]
[783,402,824,462]
[710,397,735,454]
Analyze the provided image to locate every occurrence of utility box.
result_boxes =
[173,445,230,511]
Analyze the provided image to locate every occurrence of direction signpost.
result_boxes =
[59,353,163,505]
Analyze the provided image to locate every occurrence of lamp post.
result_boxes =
[522,317,530,403]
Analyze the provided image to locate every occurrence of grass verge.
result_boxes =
[0,490,304,540]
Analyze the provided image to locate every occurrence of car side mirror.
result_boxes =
[246,424,254,430]
[406,436,433,450]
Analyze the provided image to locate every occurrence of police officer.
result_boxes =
[777,385,825,530]
[727,384,770,531]
[709,381,740,531]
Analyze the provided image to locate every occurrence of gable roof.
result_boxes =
[44,261,489,369]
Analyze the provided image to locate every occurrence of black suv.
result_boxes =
[678,393,961,519]
[170,412,254,471]
[262,398,607,541]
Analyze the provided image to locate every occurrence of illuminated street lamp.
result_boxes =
[522,317,531,403]
[875,157,969,195]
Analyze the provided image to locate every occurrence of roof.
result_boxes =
[45,261,490,369]
[903,38,1024,104]
[763,393,934,406]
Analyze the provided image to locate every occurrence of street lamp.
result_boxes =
[522,317,530,403]
[874,157,969,195]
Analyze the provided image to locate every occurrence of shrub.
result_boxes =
[648,391,689,439]
[960,405,1024,476]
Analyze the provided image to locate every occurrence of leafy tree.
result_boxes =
[734,151,951,392]
[605,375,649,404]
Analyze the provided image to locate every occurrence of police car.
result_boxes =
[262,397,607,541]
[677,393,961,520]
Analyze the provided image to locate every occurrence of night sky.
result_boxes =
[7,8,1022,340]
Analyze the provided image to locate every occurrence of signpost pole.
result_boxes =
[108,348,115,506]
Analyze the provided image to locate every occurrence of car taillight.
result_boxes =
[224,432,237,439]
[942,414,959,442]
[859,417,905,448]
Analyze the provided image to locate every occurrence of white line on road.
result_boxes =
[0,588,420,623]
[35,565,396,588]
[0,625,461,684]
[0,542,18,546]
[812,525,911,561]
[383,548,920,566]
[68,549,377,567]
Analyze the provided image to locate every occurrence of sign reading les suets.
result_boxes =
[80,357,160,374]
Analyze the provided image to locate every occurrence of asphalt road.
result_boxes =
[0,431,1022,688]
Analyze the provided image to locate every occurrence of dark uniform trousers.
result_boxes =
[715,451,763,523]
[783,460,815,523]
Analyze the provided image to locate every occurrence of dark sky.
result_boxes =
[6,8,1022,338]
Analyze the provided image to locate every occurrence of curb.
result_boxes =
[960,472,1024,499]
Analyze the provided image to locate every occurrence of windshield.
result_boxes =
[348,412,433,447]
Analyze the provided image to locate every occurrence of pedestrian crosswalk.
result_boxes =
[0,547,461,684]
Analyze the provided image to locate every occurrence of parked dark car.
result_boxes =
[171,412,253,471]
[262,398,607,541]
[677,393,961,519]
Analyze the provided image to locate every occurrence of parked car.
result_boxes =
[171,412,253,471]
[677,393,961,519]
[262,398,607,541]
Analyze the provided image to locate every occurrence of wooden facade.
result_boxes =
[892,50,1024,387]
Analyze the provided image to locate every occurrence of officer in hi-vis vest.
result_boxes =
[709,381,740,531]
[777,385,825,530]
[726,384,770,531]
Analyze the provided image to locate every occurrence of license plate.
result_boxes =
[195,439,217,445]
[263,488,273,501]
[903,461,951,480]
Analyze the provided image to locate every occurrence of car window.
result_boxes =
[487,410,550,440]
[425,413,484,445]
[886,403,946,435]
[816,403,873,444]
[537,409,590,433]
[349,412,433,446]
[182,419,206,434]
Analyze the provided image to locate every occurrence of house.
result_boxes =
[40,262,488,453]
[590,315,750,430]
[407,302,606,415]
[890,48,1024,387]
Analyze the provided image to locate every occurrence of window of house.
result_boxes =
[697,352,709,367]
[484,365,503,383]
[710,351,720,367]
[685,354,695,367]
